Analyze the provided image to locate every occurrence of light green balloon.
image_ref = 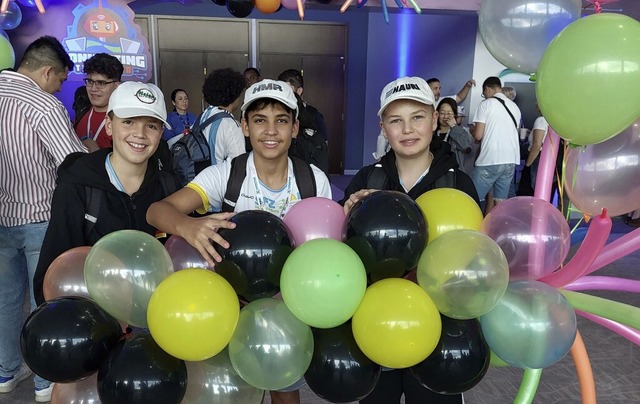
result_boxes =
[417,229,509,320]
[281,238,367,328]
[228,298,313,391]
[183,348,264,404]
[536,13,640,145]
[84,230,174,327]
[0,36,15,71]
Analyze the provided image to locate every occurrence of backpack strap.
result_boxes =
[290,156,316,199]
[203,111,236,165]
[221,153,249,212]
[434,169,456,189]
[83,186,101,240]
[491,96,518,129]
[366,163,388,190]
[221,154,317,213]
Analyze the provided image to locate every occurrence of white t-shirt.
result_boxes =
[201,106,246,165]
[188,152,332,218]
[528,116,549,151]
[473,93,521,166]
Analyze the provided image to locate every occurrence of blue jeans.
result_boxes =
[472,164,516,201]
[0,222,51,389]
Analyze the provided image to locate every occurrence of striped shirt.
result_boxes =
[0,70,87,226]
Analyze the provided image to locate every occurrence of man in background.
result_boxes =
[243,67,261,88]
[0,35,86,403]
[427,77,476,106]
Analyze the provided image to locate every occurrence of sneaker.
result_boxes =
[35,383,54,403]
[0,363,32,393]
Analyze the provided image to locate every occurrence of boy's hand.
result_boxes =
[343,189,378,214]
[181,212,237,267]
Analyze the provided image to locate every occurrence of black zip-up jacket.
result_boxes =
[33,148,178,306]
[340,137,480,205]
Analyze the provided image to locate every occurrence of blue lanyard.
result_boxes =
[105,153,126,192]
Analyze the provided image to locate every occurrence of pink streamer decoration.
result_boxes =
[539,210,611,288]
[586,226,640,275]
[533,128,560,202]
[566,276,640,293]
[576,310,640,346]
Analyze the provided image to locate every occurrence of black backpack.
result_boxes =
[171,111,228,186]
[221,153,317,212]
[289,127,329,176]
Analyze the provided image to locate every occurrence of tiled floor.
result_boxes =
[1,177,638,404]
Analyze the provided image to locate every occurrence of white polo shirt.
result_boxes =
[473,93,521,166]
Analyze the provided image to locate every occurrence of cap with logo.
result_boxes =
[378,76,435,116]
[108,81,171,129]
[241,79,299,118]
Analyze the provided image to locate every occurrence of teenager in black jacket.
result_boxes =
[33,82,178,306]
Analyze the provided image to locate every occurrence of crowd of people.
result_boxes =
[2,34,555,404]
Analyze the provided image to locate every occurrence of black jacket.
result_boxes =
[340,137,479,205]
[34,149,179,305]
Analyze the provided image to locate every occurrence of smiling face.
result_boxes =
[172,91,189,113]
[86,73,119,112]
[380,99,437,160]
[428,81,441,101]
[106,114,163,167]
[242,103,299,162]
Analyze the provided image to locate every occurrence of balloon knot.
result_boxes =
[600,208,607,218]
[595,2,602,13]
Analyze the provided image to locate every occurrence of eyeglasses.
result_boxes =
[83,78,117,89]
[439,111,455,116]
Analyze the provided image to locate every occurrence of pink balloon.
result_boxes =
[283,197,346,247]
[481,197,571,281]
[564,118,640,217]
[539,211,611,288]
[165,235,214,271]
[576,310,640,346]
[586,0,620,3]
[43,246,91,301]
[51,372,99,404]
[281,0,303,10]
[566,276,640,294]
[533,128,561,202]
[587,227,640,275]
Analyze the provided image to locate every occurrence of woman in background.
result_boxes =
[164,88,197,145]
[435,98,473,174]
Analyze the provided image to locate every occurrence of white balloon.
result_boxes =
[479,0,582,74]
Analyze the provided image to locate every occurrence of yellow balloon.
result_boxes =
[415,188,483,243]
[352,278,441,368]
[147,269,240,361]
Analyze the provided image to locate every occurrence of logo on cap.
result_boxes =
[252,82,284,94]
[385,83,421,99]
[135,88,156,104]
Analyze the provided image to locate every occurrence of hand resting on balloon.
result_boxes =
[343,189,378,214]
[146,187,236,267]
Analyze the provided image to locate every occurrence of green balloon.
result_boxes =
[536,13,640,145]
[228,299,313,391]
[84,230,174,327]
[281,238,367,328]
[0,36,15,71]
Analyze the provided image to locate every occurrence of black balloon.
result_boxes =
[98,333,187,404]
[226,0,253,18]
[305,322,381,403]
[215,210,293,301]
[20,296,122,383]
[346,191,427,283]
[410,316,490,394]
[211,0,226,5]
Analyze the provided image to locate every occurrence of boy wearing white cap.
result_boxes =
[33,81,179,305]
[341,77,478,403]
[147,79,331,264]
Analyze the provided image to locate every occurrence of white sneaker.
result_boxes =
[0,363,32,393]
[35,382,54,403]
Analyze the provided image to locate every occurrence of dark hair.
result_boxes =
[171,88,188,102]
[72,85,90,127]
[277,69,303,89]
[202,68,245,106]
[20,35,73,72]
[436,97,458,131]
[83,53,123,81]
[426,78,440,85]
[243,67,260,76]
[482,76,502,90]
[243,99,295,120]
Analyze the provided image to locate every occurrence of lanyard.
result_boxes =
[251,171,293,218]
[105,153,126,192]
[87,108,106,141]
[178,113,191,129]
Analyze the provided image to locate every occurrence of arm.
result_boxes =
[448,125,473,153]
[146,186,236,266]
[38,105,87,165]
[525,129,545,167]
[81,138,100,152]
[455,79,476,103]
[338,166,379,214]
[471,122,485,142]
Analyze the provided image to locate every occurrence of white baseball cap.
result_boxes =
[241,79,298,118]
[108,81,171,129]
[378,76,435,116]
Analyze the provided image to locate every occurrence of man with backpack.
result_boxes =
[147,79,331,404]
[171,68,246,186]
[339,76,478,404]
